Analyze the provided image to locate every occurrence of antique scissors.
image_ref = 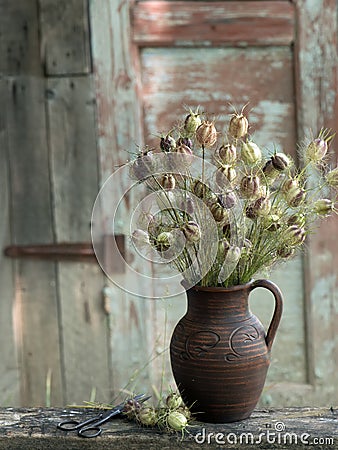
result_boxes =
[57,393,150,438]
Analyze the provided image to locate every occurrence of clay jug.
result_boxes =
[169,279,283,423]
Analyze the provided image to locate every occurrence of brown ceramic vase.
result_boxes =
[169,279,283,423]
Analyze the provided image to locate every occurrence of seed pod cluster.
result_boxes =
[123,391,192,434]
[131,105,337,290]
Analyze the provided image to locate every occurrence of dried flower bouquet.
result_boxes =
[130,107,337,288]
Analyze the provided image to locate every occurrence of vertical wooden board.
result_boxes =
[47,76,111,404]
[0,0,42,75]
[4,76,63,406]
[0,81,20,406]
[89,0,164,398]
[295,0,338,403]
[140,47,296,157]
[39,0,91,75]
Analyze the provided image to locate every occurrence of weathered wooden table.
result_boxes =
[0,407,336,449]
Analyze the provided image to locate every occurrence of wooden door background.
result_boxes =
[0,0,337,407]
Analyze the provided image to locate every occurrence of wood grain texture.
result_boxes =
[0,407,336,449]
[141,47,297,157]
[0,0,41,75]
[39,0,91,75]
[132,1,295,46]
[90,0,161,398]
[0,81,20,406]
[2,76,63,406]
[294,0,338,401]
[47,76,111,404]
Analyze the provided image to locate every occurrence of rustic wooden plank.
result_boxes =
[0,407,337,449]
[3,76,63,406]
[294,0,338,402]
[47,76,111,404]
[141,47,297,157]
[90,0,160,397]
[0,0,42,75]
[39,0,91,75]
[132,1,295,46]
[0,81,20,406]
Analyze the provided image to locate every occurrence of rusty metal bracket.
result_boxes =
[3,235,126,273]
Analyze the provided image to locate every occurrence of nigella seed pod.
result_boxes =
[286,225,306,247]
[159,173,176,190]
[160,134,176,152]
[326,167,338,188]
[218,191,236,209]
[123,399,142,420]
[155,232,173,252]
[271,153,290,171]
[210,203,229,223]
[277,245,294,258]
[282,179,306,206]
[240,175,260,198]
[216,166,237,186]
[184,109,202,136]
[228,113,248,139]
[131,151,155,180]
[255,197,271,217]
[182,221,201,243]
[241,141,262,165]
[287,213,306,228]
[306,138,328,162]
[218,144,236,165]
[247,196,270,219]
[177,136,193,149]
[167,411,188,431]
[313,198,334,216]
[175,143,193,156]
[282,178,299,196]
[177,406,192,421]
[289,189,306,207]
[263,214,281,231]
[262,159,279,182]
[246,204,258,220]
[192,179,209,198]
[196,121,217,148]
[137,407,158,427]
[166,393,183,409]
[175,143,194,165]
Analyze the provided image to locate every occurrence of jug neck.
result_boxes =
[185,282,253,323]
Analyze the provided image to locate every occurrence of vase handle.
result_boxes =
[250,279,283,352]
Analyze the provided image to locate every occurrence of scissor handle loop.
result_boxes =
[57,420,83,431]
[78,426,102,438]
